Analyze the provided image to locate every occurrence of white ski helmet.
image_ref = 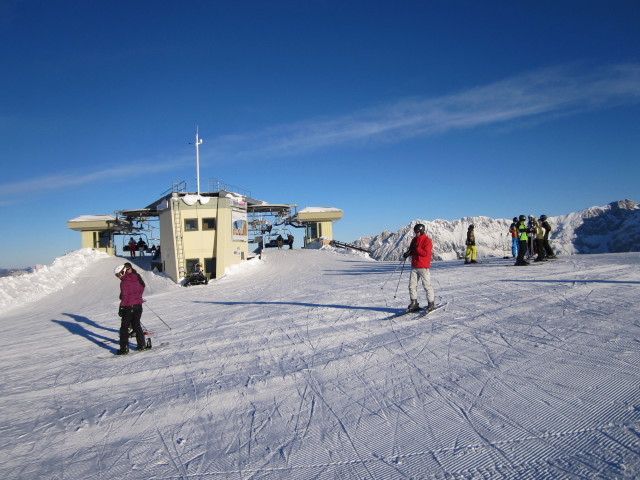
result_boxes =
[114,264,127,277]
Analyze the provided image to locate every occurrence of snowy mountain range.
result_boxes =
[353,199,640,262]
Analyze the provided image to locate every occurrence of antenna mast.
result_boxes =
[195,127,203,195]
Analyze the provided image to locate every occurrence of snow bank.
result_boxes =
[221,256,265,278]
[304,239,374,259]
[0,248,109,311]
[320,244,374,259]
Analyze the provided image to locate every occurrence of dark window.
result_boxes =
[203,218,216,230]
[98,231,111,248]
[306,223,318,239]
[205,257,216,278]
[186,258,199,273]
[185,219,198,231]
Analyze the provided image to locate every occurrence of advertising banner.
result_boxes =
[232,209,248,241]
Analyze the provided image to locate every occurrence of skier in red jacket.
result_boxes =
[114,264,147,355]
[403,223,436,312]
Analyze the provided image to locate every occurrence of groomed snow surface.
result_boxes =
[1,248,639,479]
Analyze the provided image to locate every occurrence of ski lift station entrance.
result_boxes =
[67,179,343,284]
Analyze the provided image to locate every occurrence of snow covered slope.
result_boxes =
[355,199,640,261]
[1,248,639,479]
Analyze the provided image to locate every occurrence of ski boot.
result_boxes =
[115,346,129,355]
[427,301,437,312]
[407,300,420,312]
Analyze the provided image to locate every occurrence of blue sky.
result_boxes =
[1,0,639,268]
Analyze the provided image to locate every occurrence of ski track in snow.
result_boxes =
[1,249,639,479]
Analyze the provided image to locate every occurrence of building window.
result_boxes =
[205,257,216,279]
[98,231,111,248]
[306,223,318,239]
[186,258,200,273]
[203,218,216,230]
[185,218,198,231]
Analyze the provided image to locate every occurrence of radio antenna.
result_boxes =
[194,127,203,195]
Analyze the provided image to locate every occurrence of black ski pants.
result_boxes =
[120,304,145,350]
[535,238,547,261]
[516,239,528,264]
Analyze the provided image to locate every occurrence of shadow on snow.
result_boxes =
[501,279,640,285]
[51,313,118,352]
[193,300,398,314]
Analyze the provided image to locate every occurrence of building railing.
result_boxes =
[160,179,252,198]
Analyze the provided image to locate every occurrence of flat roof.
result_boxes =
[68,214,116,222]
[247,203,297,214]
[117,208,158,218]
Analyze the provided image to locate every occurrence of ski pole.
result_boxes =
[393,258,407,299]
[143,300,172,330]
[380,258,406,290]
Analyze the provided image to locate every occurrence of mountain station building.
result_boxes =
[67,180,343,284]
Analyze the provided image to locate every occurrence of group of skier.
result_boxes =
[510,215,556,266]
[399,215,558,315]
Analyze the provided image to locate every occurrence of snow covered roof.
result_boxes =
[298,207,342,214]
[247,203,297,214]
[296,207,343,223]
[67,215,116,222]
[66,214,128,232]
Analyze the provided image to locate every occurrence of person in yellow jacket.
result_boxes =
[515,215,531,266]
[533,218,548,262]
[464,224,477,264]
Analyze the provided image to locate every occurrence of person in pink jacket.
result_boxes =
[403,223,436,313]
[114,264,146,355]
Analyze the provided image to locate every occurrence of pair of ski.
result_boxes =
[386,303,445,320]
[102,341,170,359]
[105,342,170,359]
[101,330,168,357]
[101,330,154,346]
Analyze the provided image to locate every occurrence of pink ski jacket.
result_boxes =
[119,272,145,307]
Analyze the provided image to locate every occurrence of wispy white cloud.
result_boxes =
[0,159,187,199]
[2,63,638,200]
[206,62,640,159]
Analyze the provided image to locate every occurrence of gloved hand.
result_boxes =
[403,251,410,259]
[118,306,124,318]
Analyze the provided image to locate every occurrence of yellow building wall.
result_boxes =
[79,230,115,255]
[182,200,218,276]
[158,207,178,281]
[80,231,94,249]
[320,221,333,240]
[304,221,335,245]
[214,200,231,278]
[212,199,248,278]
[158,195,248,282]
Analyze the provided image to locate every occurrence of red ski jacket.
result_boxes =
[409,233,433,269]
[119,272,145,307]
